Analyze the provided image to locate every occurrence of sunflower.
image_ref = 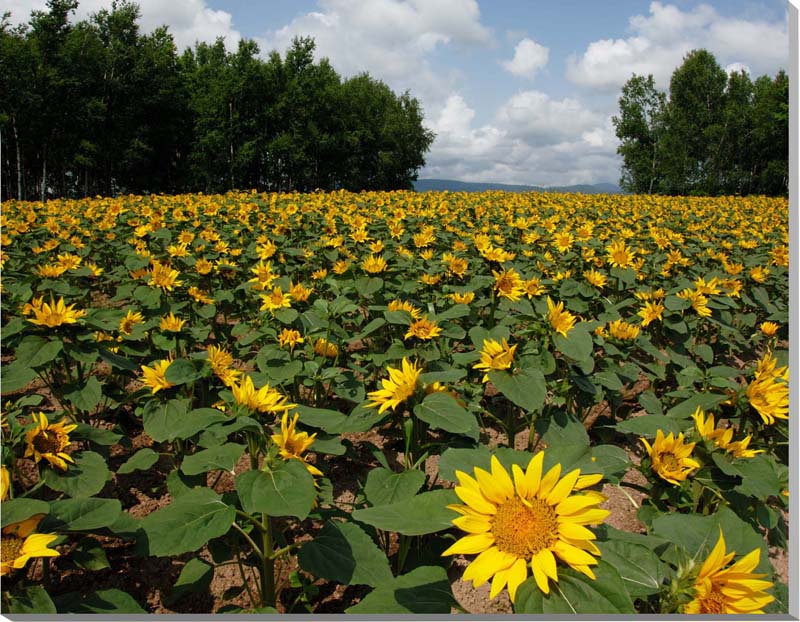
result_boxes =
[0,515,60,577]
[692,408,762,459]
[160,312,186,332]
[362,254,388,274]
[637,300,664,327]
[119,309,145,335]
[607,319,640,341]
[473,338,517,382]
[684,531,774,614]
[278,328,304,351]
[546,297,576,337]
[1,466,9,500]
[188,286,214,305]
[524,278,546,298]
[605,240,635,269]
[449,291,475,305]
[231,375,295,414]
[27,296,86,328]
[260,286,292,313]
[759,322,779,337]
[366,358,421,413]
[387,299,422,320]
[149,260,182,291]
[24,412,77,470]
[745,351,788,425]
[140,359,175,394]
[493,268,525,302]
[583,269,607,289]
[405,316,442,341]
[289,281,313,303]
[314,338,338,358]
[271,412,322,477]
[206,345,241,387]
[640,430,699,485]
[443,453,608,602]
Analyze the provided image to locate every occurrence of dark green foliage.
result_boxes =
[613,49,787,196]
[0,2,434,200]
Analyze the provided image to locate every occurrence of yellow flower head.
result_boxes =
[640,430,699,485]
[271,412,322,477]
[188,286,214,305]
[140,359,175,394]
[149,260,182,292]
[404,316,442,341]
[473,338,517,382]
[606,239,635,269]
[692,408,762,459]
[638,300,664,327]
[160,312,187,332]
[759,321,779,337]
[289,281,313,303]
[362,254,388,274]
[1,515,60,577]
[366,358,422,414]
[27,297,86,328]
[607,318,640,341]
[1,466,9,501]
[546,297,577,337]
[278,328,304,351]
[443,453,608,602]
[583,269,607,289]
[314,337,338,358]
[746,351,789,425]
[684,531,773,614]
[24,412,78,471]
[260,286,292,313]
[493,268,525,302]
[387,299,422,320]
[449,291,475,305]
[525,278,546,298]
[231,375,295,414]
[119,309,145,335]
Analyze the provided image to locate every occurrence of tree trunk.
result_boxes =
[12,114,23,201]
[41,144,47,203]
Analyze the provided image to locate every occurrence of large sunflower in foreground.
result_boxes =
[366,358,422,413]
[1,515,60,576]
[683,531,773,614]
[443,453,608,602]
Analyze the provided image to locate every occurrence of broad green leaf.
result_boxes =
[364,468,426,507]
[616,415,687,437]
[346,565,454,614]
[14,336,63,368]
[0,362,37,394]
[167,558,214,605]
[488,368,546,412]
[53,589,145,614]
[1,498,50,528]
[437,447,491,482]
[64,376,103,413]
[71,537,111,570]
[164,358,204,385]
[8,585,57,614]
[596,540,666,597]
[711,453,782,499]
[298,520,393,588]
[73,423,122,446]
[637,391,663,415]
[413,392,477,436]
[174,407,229,439]
[181,443,245,475]
[552,325,593,361]
[140,488,234,557]
[44,498,121,531]
[665,393,727,418]
[42,451,110,498]
[142,398,190,442]
[515,560,634,614]
[235,459,316,519]
[117,448,159,474]
[352,489,458,536]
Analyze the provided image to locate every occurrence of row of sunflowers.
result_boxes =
[0,189,789,614]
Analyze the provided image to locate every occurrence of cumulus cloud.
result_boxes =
[566,1,787,91]
[259,0,492,110]
[5,0,241,51]
[501,38,549,79]
[424,92,620,186]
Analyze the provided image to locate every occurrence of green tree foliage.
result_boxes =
[614,49,787,196]
[0,2,434,200]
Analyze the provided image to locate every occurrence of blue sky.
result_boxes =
[8,0,793,186]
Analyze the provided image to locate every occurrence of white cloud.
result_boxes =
[566,1,787,91]
[259,0,492,111]
[501,38,549,79]
[423,92,619,186]
[725,62,750,75]
[5,0,241,51]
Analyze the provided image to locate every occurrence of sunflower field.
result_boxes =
[0,190,789,614]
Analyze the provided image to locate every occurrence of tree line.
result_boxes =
[613,49,788,196]
[0,0,435,201]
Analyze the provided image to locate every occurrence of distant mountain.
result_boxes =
[413,178,622,194]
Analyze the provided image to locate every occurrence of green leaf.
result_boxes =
[64,376,103,414]
[468,325,509,350]
[53,589,145,614]
[694,344,714,364]
[142,398,189,442]
[71,537,111,570]
[596,540,666,597]
[488,368,546,412]
[298,520,393,588]
[72,423,122,446]
[42,451,110,498]
[637,391,663,415]
[44,498,121,531]
[711,453,782,499]
[413,392,477,436]
[181,443,245,476]
[175,407,229,439]
[117,448,159,474]
[515,560,634,614]
[350,317,387,341]
[0,361,37,393]
[1,498,50,528]
[616,415,686,437]
[140,488,235,557]
[352,489,458,536]
[437,447,491,482]
[665,393,727,418]
[273,307,299,324]
[164,358,204,385]
[167,558,214,605]
[8,585,57,614]
[552,325,593,361]
[263,359,303,384]
[364,468,426,507]
[235,460,316,519]
[14,336,63,368]
[346,566,454,614]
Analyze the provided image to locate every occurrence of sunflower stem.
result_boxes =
[260,513,276,607]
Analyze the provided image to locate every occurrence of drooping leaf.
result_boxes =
[235,460,316,519]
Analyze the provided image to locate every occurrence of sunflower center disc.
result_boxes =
[660,452,680,470]
[33,432,62,455]
[1,536,24,562]
[699,588,726,614]
[491,497,559,559]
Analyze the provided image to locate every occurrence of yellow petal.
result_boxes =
[462,546,516,587]
[512,463,529,499]
[537,463,561,499]
[558,521,597,541]
[489,567,510,599]
[574,472,603,489]
[525,451,545,496]
[489,455,515,500]
[531,557,551,594]
[453,515,492,534]
[441,532,495,556]
[474,467,507,504]
[455,487,497,515]
[506,558,528,603]
[546,468,581,505]
[556,495,601,516]
[533,548,558,582]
